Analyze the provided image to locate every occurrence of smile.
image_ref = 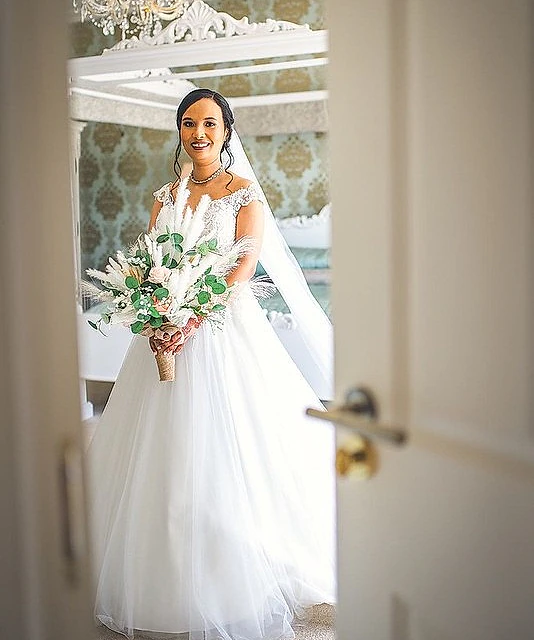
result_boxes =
[191,141,210,149]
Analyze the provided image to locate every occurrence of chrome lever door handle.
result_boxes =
[306,387,408,446]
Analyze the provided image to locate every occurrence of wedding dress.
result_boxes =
[87,180,336,640]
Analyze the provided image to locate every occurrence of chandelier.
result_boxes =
[72,0,190,40]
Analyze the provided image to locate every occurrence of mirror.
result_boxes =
[69,3,331,417]
[69,2,335,638]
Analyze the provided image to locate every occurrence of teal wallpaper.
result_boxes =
[73,0,330,297]
[70,0,324,58]
[80,124,329,273]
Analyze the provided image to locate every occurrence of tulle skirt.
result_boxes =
[86,289,336,640]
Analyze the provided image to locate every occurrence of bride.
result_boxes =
[87,88,336,640]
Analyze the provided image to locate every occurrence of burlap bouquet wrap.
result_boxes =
[142,323,184,382]
[155,351,175,382]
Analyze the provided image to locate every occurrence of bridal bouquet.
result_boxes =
[83,181,257,381]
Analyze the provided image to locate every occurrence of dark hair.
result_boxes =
[173,89,235,191]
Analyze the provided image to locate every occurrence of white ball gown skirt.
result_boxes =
[87,288,336,640]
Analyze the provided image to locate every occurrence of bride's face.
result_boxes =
[180,98,227,166]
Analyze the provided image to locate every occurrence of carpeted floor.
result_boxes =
[95,604,335,640]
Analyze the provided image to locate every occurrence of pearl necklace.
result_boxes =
[189,165,223,184]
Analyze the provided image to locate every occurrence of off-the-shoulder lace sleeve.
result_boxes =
[233,183,265,216]
[152,182,173,204]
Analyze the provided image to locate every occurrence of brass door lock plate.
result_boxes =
[336,435,378,480]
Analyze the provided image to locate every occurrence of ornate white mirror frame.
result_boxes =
[68,0,328,132]
[68,0,329,284]
[69,0,330,418]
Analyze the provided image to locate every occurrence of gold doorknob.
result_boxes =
[307,387,407,446]
[336,435,378,479]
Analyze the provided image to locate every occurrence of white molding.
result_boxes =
[70,85,179,111]
[228,90,327,109]
[70,83,328,110]
[69,91,328,135]
[69,29,328,78]
[108,0,310,50]
[95,57,328,85]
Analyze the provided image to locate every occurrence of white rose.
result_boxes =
[148,266,171,284]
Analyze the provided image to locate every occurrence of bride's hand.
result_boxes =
[149,336,162,354]
[164,316,202,355]
[150,334,181,354]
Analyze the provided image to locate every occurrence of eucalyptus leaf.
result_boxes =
[125,276,139,289]
[153,287,169,300]
[211,283,226,294]
[131,321,144,334]
[156,234,170,243]
[150,316,163,328]
[197,291,210,304]
[212,304,225,311]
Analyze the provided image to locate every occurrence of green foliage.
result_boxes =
[131,321,144,334]
[171,233,184,251]
[197,291,210,304]
[125,275,139,289]
[198,242,210,256]
[211,282,226,295]
[153,287,169,300]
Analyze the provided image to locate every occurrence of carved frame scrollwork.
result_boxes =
[110,0,310,50]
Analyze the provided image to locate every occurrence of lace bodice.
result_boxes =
[152,180,263,253]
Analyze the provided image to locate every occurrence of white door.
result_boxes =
[0,2,94,639]
[327,1,534,638]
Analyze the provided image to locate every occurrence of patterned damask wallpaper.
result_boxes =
[80,124,328,272]
[73,0,329,274]
[69,0,324,58]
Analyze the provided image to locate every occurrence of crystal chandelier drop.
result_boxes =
[72,0,190,40]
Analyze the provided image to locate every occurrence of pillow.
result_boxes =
[255,247,330,277]
[290,247,330,269]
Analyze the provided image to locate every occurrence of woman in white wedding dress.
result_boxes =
[87,89,336,640]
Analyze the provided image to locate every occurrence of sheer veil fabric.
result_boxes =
[87,131,336,640]
[226,132,334,400]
